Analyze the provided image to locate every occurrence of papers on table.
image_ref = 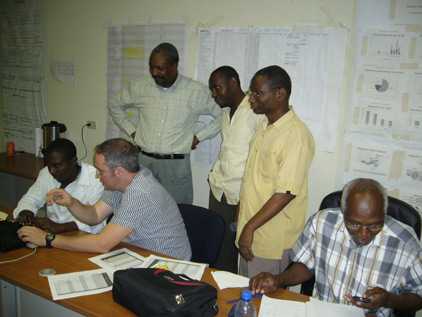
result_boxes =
[308,298,365,317]
[89,249,207,280]
[211,271,250,289]
[259,296,306,317]
[142,255,207,281]
[258,295,365,317]
[89,248,146,272]
[48,249,208,301]
[48,269,112,300]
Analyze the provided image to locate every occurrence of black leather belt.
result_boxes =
[140,150,185,160]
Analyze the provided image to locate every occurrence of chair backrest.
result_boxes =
[301,191,421,317]
[178,204,225,267]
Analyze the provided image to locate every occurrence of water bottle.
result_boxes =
[233,290,257,317]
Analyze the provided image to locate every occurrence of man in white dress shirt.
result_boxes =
[13,138,104,234]
[208,66,262,273]
[109,42,222,204]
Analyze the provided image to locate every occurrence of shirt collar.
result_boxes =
[267,107,295,129]
[238,95,250,109]
[70,163,89,186]
[157,73,181,92]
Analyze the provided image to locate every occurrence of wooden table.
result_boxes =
[0,152,44,181]
[0,152,44,209]
[0,242,308,316]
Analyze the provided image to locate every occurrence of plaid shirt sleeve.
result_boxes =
[399,244,422,297]
[291,212,319,272]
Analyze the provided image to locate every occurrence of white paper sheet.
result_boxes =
[258,295,365,317]
[47,269,112,300]
[89,248,146,272]
[0,0,47,152]
[197,26,347,153]
[211,271,249,289]
[258,295,306,317]
[141,255,207,281]
[307,298,365,317]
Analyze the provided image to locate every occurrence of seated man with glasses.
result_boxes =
[250,178,422,317]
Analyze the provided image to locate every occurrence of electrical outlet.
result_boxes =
[86,121,96,129]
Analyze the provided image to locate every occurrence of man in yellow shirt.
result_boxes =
[236,65,315,277]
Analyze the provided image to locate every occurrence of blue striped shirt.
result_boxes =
[102,168,191,260]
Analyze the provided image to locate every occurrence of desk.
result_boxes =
[0,242,308,316]
[0,152,44,209]
[0,152,44,180]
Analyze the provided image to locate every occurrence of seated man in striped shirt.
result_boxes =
[250,178,422,317]
[18,138,192,260]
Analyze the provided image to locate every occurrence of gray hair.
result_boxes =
[95,138,140,173]
[340,178,388,214]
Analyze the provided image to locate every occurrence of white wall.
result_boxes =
[35,2,422,315]
[41,0,355,213]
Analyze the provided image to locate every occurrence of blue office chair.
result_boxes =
[178,204,225,267]
[300,191,421,317]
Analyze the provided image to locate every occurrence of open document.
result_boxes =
[47,269,112,300]
[141,255,207,280]
[89,248,146,272]
[258,295,365,317]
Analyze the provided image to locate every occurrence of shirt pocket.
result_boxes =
[258,147,282,181]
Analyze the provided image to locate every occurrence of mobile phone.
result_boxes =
[352,296,371,303]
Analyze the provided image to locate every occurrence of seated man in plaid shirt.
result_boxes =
[250,178,422,317]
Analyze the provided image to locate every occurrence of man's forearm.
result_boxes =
[68,199,100,225]
[386,293,422,312]
[277,262,314,287]
[246,192,295,231]
[50,221,78,234]
[52,234,111,253]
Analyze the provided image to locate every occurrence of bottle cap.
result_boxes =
[241,289,252,301]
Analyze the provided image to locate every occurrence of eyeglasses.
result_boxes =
[344,221,384,233]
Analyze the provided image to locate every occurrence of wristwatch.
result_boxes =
[45,232,56,248]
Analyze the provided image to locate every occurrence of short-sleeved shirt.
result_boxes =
[236,109,315,259]
[292,208,422,317]
[101,168,192,260]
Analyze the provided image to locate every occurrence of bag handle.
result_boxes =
[153,269,204,286]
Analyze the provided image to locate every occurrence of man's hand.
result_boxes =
[15,210,35,225]
[347,287,390,311]
[47,189,74,207]
[32,217,60,233]
[250,272,280,295]
[191,135,200,150]
[17,226,47,247]
[238,224,254,261]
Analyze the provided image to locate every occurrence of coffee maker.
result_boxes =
[41,121,67,155]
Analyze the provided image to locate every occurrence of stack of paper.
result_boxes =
[258,295,365,317]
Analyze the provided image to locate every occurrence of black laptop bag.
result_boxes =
[112,268,218,317]
[0,221,25,252]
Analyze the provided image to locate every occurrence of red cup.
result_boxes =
[6,141,15,157]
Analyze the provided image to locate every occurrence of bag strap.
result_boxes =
[153,269,205,286]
